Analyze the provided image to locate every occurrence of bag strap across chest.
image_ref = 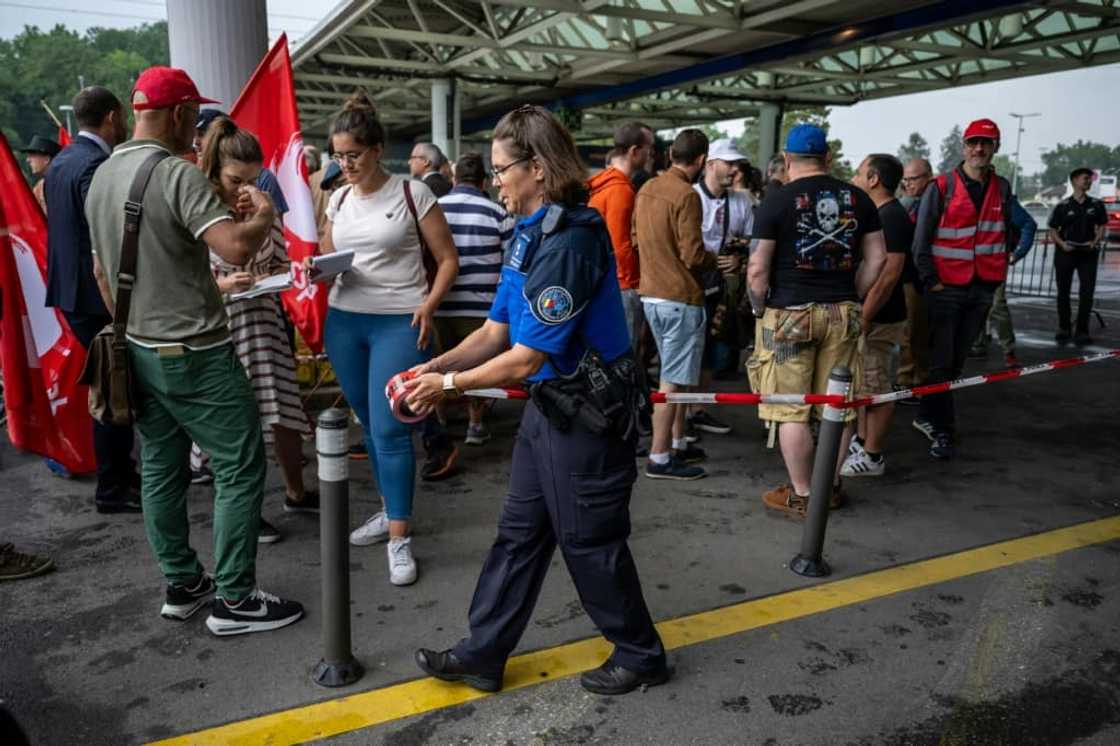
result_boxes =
[113,150,170,336]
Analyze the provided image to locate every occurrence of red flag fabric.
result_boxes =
[57,126,72,147]
[0,132,95,472]
[231,33,327,351]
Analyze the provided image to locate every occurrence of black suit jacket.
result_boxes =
[44,135,110,316]
[422,171,452,198]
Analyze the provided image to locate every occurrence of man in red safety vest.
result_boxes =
[910,118,1011,460]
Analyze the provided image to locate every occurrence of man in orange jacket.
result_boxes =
[588,121,654,350]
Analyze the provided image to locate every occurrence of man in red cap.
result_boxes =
[910,118,1013,460]
[85,66,304,636]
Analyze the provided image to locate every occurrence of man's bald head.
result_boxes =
[902,158,933,198]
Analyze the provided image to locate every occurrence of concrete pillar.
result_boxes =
[757,102,782,170]
[166,0,268,112]
[431,78,451,160]
[452,85,463,162]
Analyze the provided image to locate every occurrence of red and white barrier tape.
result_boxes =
[462,348,1120,410]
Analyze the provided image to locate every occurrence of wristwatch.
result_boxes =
[442,371,463,399]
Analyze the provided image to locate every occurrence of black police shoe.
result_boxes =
[95,493,142,514]
[579,660,672,696]
[415,649,503,693]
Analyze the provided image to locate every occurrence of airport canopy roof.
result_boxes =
[291,0,1120,141]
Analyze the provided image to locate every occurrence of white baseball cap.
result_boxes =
[708,138,747,163]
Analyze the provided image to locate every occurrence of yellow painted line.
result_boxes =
[150,515,1120,746]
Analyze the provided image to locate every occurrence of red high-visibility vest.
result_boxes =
[931,170,1008,285]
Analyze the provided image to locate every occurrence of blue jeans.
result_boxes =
[325,308,429,520]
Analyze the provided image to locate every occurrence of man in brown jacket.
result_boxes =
[633,129,715,481]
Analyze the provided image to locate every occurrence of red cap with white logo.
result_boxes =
[131,66,219,111]
[963,118,1001,144]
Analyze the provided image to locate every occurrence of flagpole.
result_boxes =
[40,100,65,130]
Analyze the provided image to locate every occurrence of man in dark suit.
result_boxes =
[44,85,140,514]
[409,142,452,197]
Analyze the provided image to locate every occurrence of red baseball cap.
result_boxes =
[963,118,1001,143]
[131,66,218,111]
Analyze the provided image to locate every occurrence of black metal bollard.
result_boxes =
[312,408,364,687]
[790,366,852,579]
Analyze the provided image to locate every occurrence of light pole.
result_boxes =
[1008,111,1041,196]
[59,105,74,138]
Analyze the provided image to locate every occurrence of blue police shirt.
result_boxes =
[488,204,631,382]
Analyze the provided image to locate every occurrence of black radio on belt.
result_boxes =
[530,348,651,441]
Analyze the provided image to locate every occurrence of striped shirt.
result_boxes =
[437,185,513,317]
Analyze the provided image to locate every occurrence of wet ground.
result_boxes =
[1,297,1118,746]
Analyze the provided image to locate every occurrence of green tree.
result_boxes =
[1038,140,1120,189]
[936,125,963,175]
[896,132,930,163]
[0,22,169,156]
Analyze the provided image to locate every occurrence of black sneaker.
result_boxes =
[95,494,142,514]
[929,432,956,460]
[645,457,705,481]
[205,589,304,636]
[283,489,320,514]
[1055,329,1072,343]
[258,519,282,544]
[190,467,214,485]
[421,444,459,482]
[673,444,706,464]
[161,574,215,620]
[0,543,55,582]
[1074,332,1093,346]
[687,410,732,435]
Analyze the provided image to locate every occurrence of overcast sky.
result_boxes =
[4,0,1118,175]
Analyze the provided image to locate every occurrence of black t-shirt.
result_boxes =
[1048,196,1107,245]
[873,199,914,324]
[754,174,881,308]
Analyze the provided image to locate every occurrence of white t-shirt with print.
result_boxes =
[326,173,437,314]
[692,183,754,254]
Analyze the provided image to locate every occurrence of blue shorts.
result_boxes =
[643,300,705,387]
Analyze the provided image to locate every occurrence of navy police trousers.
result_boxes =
[453,400,666,675]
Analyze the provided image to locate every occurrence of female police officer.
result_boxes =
[403,105,669,696]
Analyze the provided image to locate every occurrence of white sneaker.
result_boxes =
[848,436,867,458]
[840,449,885,477]
[388,536,418,586]
[350,511,389,546]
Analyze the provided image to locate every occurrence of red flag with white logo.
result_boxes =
[0,131,95,472]
[231,33,327,351]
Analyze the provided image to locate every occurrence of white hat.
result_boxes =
[708,138,747,163]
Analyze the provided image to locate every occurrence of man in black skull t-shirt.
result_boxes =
[747,124,886,519]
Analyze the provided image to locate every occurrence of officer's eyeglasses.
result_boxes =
[332,148,370,166]
[492,157,531,184]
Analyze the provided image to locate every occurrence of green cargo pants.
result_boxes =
[129,342,265,600]
[972,282,1015,354]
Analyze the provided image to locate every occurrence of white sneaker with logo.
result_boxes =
[840,449,885,477]
[388,536,418,586]
[350,511,389,546]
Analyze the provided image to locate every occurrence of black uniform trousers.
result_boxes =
[63,310,137,502]
[918,281,996,435]
[453,400,666,675]
[1054,249,1099,335]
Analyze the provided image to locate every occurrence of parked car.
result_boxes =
[1107,201,1120,244]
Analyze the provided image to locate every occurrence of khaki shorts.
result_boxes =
[746,302,862,423]
[434,316,486,355]
[858,321,906,397]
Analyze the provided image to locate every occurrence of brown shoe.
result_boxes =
[762,484,808,518]
[831,480,846,509]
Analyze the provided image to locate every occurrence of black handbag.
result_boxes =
[79,150,168,426]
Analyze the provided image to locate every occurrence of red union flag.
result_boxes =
[0,132,95,472]
[231,33,327,351]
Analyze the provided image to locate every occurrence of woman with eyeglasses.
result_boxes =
[403,105,669,696]
[318,93,459,586]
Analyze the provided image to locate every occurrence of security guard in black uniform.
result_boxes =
[404,105,669,696]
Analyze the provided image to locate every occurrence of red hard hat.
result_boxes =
[963,118,1001,144]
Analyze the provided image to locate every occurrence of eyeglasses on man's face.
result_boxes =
[901,175,931,184]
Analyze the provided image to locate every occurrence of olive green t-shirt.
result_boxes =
[86,140,233,348]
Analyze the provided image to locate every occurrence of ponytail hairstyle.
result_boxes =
[330,91,385,148]
[492,105,587,207]
[198,116,263,188]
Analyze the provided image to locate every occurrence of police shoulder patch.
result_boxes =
[534,285,574,324]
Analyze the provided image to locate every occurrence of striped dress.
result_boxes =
[190,220,309,469]
[436,185,514,317]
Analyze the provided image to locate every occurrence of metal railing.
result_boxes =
[1005,236,1111,299]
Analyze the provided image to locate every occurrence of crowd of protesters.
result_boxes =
[2,63,1112,674]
